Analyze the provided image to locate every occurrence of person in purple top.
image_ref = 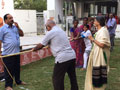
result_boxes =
[107,13,117,51]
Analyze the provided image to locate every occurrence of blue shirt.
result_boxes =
[0,24,20,55]
[70,28,74,32]
[107,18,117,35]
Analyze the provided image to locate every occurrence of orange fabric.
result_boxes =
[115,16,119,24]
[0,17,3,28]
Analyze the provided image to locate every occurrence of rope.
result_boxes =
[70,37,82,42]
[1,58,17,85]
[0,46,49,58]
[0,45,49,87]
[0,50,33,58]
[21,44,38,46]
[0,49,33,86]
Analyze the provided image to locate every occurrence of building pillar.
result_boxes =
[117,0,120,17]
[74,2,77,17]
[76,2,84,18]
[55,0,63,23]
[47,0,63,23]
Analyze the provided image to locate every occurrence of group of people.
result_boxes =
[0,13,115,90]
[70,17,95,70]
[33,15,111,90]
[70,13,117,70]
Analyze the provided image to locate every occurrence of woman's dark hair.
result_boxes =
[83,17,88,21]
[84,24,89,29]
[73,19,79,24]
[96,16,105,27]
[90,18,94,21]
[4,14,10,21]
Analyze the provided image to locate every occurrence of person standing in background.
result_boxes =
[105,13,109,24]
[107,13,117,51]
[89,18,96,36]
[0,17,3,28]
[0,17,4,82]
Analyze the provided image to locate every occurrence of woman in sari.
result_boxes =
[70,20,85,68]
[84,16,110,90]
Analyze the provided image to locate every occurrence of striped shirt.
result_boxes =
[0,24,20,55]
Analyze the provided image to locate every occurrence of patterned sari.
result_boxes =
[70,27,85,67]
[84,27,110,90]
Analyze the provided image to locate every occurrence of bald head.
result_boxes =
[46,20,56,26]
[45,20,56,31]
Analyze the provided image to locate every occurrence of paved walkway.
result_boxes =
[20,35,45,50]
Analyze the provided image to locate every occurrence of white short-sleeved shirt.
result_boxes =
[41,26,76,63]
[81,30,92,51]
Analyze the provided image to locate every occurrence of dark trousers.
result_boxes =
[3,55,21,88]
[0,72,4,80]
[53,59,78,90]
[110,34,115,51]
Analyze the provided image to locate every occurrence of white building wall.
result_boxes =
[0,0,14,18]
[47,0,55,10]
[115,25,120,38]
[14,10,37,35]
[55,0,63,23]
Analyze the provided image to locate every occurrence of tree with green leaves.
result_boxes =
[14,0,47,12]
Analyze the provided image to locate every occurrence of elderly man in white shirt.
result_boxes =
[33,20,78,90]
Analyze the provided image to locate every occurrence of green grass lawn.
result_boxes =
[0,40,120,90]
